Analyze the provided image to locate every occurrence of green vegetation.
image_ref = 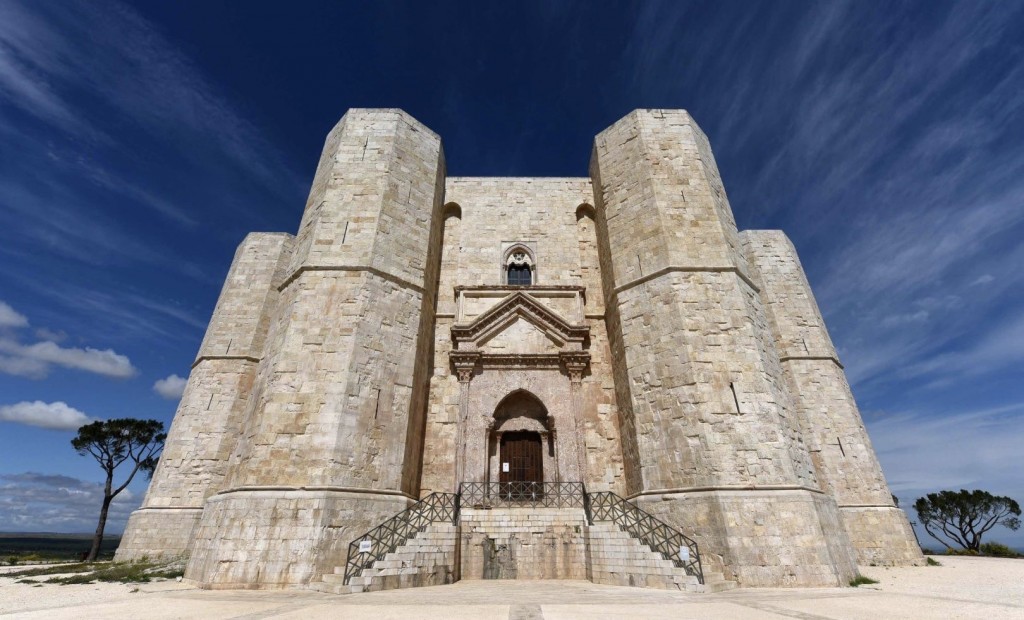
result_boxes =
[4,560,183,584]
[47,562,184,584]
[979,542,1021,558]
[4,562,97,578]
[914,489,1021,552]
[926,557,942,566]
[72,418,165,561]
[941,542,1022,558]
[849,574,880,587]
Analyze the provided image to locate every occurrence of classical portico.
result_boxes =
[449,285,590,490]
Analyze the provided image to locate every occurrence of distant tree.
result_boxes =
[914,489,1021,552]
[72,419,166,562]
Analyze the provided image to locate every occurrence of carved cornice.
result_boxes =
[451,291,589,347]
[475,354,563,370]
[455,285,585,293]
[450,291,592,376]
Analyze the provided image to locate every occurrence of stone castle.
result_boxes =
[117,109,922,591]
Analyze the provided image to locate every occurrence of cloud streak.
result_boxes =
[0,1,301,202]
[0,401,94,431]
[0,472,138,533]
[0,299,137,379]
[870,401,1024,546]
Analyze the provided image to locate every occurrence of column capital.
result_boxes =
[559,351,590,384]
[451,351,481,383]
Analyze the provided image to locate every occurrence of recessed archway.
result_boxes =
[488,390,556,486]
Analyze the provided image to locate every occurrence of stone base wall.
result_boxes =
[638,489,858,587]
[459,507,587,580]
[840,506,924,566]
[115,507,202,562]
[185,489,411,589]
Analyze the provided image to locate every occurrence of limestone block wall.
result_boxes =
[185,109,446,588]
[741,230,923,565]
[459,508,588,580]
[420,178,626,495]
[641,489,857,587]
[590,109,856,586]
[117,232,293,561]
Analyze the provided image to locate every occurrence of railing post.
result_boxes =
[583,486,593,525]
[453,490,461,525]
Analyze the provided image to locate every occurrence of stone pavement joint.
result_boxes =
[508,603,544,620]
[726,600,836,620]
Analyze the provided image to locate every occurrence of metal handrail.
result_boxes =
[343,492,459,585]
[587,491,704,584]
[460,481,586,509]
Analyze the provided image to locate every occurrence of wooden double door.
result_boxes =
[498,431,543,486]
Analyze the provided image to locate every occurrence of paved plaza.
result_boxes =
[1,556,1022,619]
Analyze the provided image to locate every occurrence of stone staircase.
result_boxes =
[315,502,736,594]
[586,522,735,593]
[313,523,459,594]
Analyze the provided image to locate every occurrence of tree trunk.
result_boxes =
[87,471,114,562]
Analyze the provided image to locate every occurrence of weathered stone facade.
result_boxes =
[117,108,922,589]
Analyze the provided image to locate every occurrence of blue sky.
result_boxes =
[1,1,1022,549]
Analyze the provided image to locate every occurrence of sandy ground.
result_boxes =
[1,556,1022,619]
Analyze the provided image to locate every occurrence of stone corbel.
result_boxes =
[559,351,590,384]
[451,351,481,383]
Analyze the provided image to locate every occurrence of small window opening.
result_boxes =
[504,246,535,285]
[508,263,532,286]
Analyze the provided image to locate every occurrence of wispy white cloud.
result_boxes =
[34,327,67,343]
[153,374,187,400]
[0,401,94,431]
[0,300,28,328]
[870,402,1024,546]
[639,1,1024,396]
[0,0,300,198]
[0,472,139,533]
[0,299,137,379]
[0,339,136,379]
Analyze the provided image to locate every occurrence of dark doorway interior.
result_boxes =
[499,431,543,487]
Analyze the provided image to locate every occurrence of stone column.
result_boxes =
[452,353,479,492]
[562,353,589,483]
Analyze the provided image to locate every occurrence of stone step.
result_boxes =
[319,521,458,595]
[319,507,737,596]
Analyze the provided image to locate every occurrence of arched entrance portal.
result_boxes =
[487,390,557,489]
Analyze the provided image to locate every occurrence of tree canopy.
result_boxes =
[72,418,166,561]
[914,489,1021,552]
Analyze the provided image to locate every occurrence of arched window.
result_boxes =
[508,262,532,286]
[503,245,535,286]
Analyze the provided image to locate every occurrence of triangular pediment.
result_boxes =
[451,291,588,350]
[479,316,561,354]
